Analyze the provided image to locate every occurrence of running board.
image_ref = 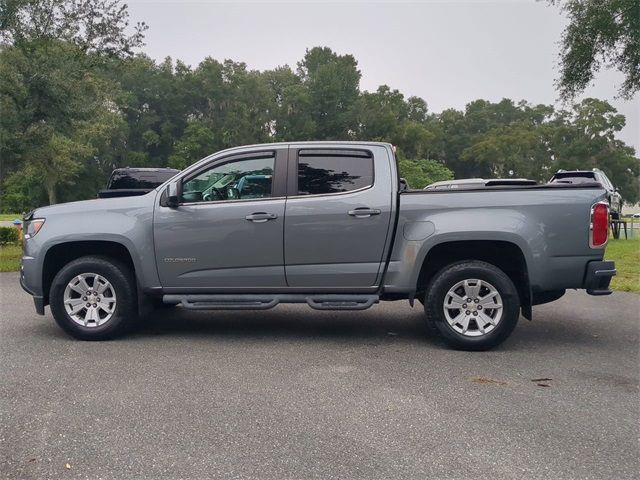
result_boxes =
[163,294,379,311]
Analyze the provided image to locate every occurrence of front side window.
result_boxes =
[297,154,374,195]
[181,156,275,203]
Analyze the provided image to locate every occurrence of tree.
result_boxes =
[215,60,274,147]
[353,85,408,141]
[25,125,90,204]
[297,47,361,139]
[394,121,442,161]
[0,39,125,205]
[168,121,216,169]
[1,35,638,211]
[548,0,640,99]
[0,0,147,56]
[397,157,454,189]
[263,66,316,141]
[548,98,640,203]
[462,123,552,180]
[406,96,429,123]
[110,55,194,167]
[0,0,145,206]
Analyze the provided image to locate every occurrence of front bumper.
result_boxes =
[19,252,46,315]
[584,260,616,296]
[19,271,45,314]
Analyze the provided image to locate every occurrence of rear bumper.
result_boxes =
[584,260,616,296]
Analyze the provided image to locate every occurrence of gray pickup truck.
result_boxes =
[20,142,616,350]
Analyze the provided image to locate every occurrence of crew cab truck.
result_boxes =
[20,142,616,350]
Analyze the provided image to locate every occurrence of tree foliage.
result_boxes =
[398,157,454,188]
[0,1,638,212]
[0,0,147,56]
[0,38,126,205]
[297,47,360,139]
[548,0,640,99]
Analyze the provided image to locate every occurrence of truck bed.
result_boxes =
[385,182,608,295]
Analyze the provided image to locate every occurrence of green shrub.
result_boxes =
[0,226,20,245]
[398,158,454,189]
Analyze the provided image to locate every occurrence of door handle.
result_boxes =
[348,208,381,218]
[245,212,278,223]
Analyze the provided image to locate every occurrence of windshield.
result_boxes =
[550,173,597,184]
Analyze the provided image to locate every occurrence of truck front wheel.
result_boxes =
[424,260,520,350]
[49,256,137,340]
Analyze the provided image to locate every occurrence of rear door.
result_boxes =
[283,145,394,288]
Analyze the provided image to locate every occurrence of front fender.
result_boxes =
[21,193,160,298]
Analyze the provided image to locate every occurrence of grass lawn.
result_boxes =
[0,214,22,221]
[0,235,637,293]
[606,236,640,293]
[0,244,21,272]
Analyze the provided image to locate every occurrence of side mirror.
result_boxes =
[166,182,180,208]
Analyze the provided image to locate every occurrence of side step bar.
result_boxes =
[163,294,379,311]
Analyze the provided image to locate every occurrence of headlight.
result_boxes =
[24,219,45,239]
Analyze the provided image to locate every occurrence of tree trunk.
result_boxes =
[46,184,57,205]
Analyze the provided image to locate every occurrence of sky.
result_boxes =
[126,0,639,152]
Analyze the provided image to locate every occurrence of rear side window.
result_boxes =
[297,152,374,195]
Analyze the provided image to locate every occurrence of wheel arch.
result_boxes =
[42,240,137,305]
[416,239,532,319]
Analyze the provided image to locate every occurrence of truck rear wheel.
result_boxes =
[49,256,137,340]
[424,260,520,350]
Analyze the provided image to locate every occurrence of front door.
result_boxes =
[154,148,287,289]
[284,146,393,288]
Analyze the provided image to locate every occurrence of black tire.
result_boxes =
[49,256,137,340]
[424,260,520,351]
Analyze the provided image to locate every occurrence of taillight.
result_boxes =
[590,202,609,248]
